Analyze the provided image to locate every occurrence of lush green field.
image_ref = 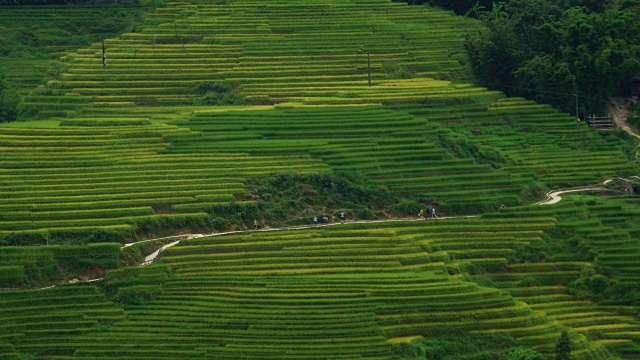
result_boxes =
[0,0,638,359]
[1,212,639,359]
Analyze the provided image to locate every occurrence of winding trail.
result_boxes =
[140,177,637,264]
[31,177,637,289]
[102,177,640,267]
[536,186,606,205]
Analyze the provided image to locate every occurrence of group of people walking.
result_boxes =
[313,211,346,226]
[418,207,438,219]
[255,207,440,231]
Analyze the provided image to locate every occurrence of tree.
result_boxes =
[464,1,487,18]
[555,330,572,360]
[464,1,640,115]
[0,70,20,123]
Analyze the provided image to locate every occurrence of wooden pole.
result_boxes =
[367,51,371,87]
[101,35,106,69]
[575,93,579,129]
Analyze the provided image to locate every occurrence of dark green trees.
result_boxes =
[0,70,20,122]
[465,1,640,115]
[555,330,572,360]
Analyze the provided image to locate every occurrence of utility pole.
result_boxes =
[367,50,371,87]
[101,35,106,69]
[575,93,579,129]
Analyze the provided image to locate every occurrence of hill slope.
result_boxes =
[1,0,637,244]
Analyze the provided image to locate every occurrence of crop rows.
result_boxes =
[167,106,542,212]
[18,0,484,117]
[17,217,602,359]
[0,123,328,243]
[476,197,640,357]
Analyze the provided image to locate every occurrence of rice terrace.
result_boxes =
[1,0,640,359]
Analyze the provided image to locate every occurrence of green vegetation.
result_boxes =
[245,172,398,226]
[463,0,640,115]
[192,81,246,106]
[393,333,516,360]
[0,1,151,104]
[0,243,120,287]
[502,347,547,360]
[0,0,638,359]
[557,330,573,360]
[0,69,20,122]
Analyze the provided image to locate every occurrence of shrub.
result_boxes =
[0,70,20,123]
[501,347,546,360]
[192,81,245,106]
[555,330,571,360]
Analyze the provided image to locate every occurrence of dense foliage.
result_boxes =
[393,333,516,360]
[0,70,20,122]
[555,330,572,360]
[398,1,640,115]
[464,0,640,115]
[192,81,246,106]
[501,348,547,360]
[244,172,404,227]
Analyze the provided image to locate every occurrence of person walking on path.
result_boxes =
[431,207,438,218]
[418,209,424,219]
[340,211,345,224]
[253,219,258,230]
[313,216,318,226]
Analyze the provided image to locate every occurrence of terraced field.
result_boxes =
[477,195,640,358]
[0,123,328,245]
[0,218,609,359]
[4,211,640,359]
[1,0,633,240]
[0,0,639,358]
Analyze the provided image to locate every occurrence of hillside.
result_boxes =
[0,0,639,359]
[0,0,637,245]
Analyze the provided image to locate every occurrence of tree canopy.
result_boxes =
[0,70,20,122]
[465,0,640,114]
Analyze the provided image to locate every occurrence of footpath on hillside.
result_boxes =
[135,177,637,264]
[32,177,637,290]
[609,99,640,140]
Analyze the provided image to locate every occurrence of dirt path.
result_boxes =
[31,177,637,289]
[609,98,640,140]
[536,187,605,205]
[88,179,640,265]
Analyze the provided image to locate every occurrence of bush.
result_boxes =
[392,332,516,360]
[0,70,20,123]
[555,330,571,360]
[192,81,246,106]
[501,347,546,360]
[244,172,400,226]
